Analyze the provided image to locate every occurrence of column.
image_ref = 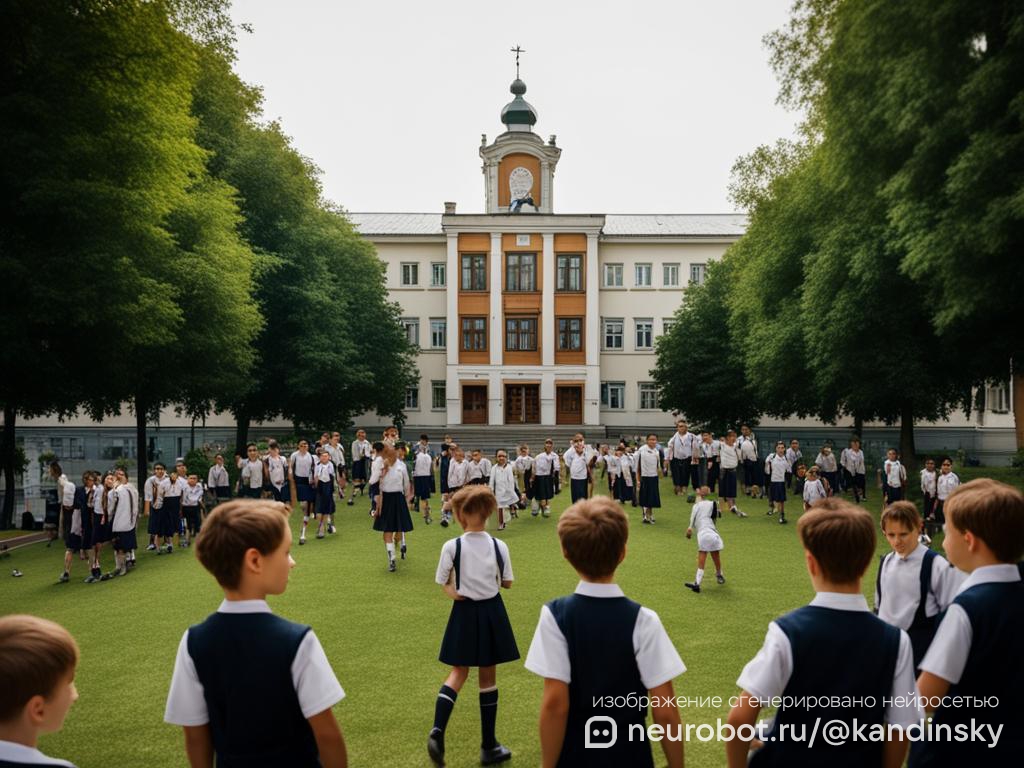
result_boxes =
[541,160,551,213]
[489,233,502,366]
[542,233,555,367]
[446,234,461,425]
[584,233,601,425]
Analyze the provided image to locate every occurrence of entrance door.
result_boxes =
[462,385,488,424]
[556,385,583,425]
[505,384,540,424]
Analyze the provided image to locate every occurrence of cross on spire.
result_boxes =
[511,45,525,78]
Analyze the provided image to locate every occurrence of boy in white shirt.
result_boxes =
[883,448,907,505]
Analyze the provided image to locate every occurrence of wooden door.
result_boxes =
[556,385,582,425]
[505,385,540,424]
[462,385,488,424]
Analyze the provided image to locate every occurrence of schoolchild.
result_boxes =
[685,486,726,593]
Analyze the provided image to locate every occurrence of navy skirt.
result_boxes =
[439,594,520,667]
[414,475,432,500]
[65,531,84,551]
[769,481,787,503]
[720,468,738,498]
[295,475,316,502]
[522,469,533,499]
[638,476,661,508]
[570,477,589,503]
[92,513,112,545]
[316,479,335,516]
[160,496,181,537]
[271,484,292,504]
[613,476,634,502]
[113,527,137,552]
[147,502,160,535]
[373,491,413,532]
[214,485,231,499]
[533,474,554,501]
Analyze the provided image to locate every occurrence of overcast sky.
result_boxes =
[229,0,802,215]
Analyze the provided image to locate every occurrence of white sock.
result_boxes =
[695,568,704,586]
[400,533,406,546]
[386,542,395,559]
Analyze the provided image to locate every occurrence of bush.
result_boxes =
[1011,448,1024,474]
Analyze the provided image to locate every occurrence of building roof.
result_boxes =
[344,212,748,237]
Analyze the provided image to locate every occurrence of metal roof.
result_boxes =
[345,213,444,236]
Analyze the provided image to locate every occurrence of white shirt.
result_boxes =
[814,452,837,472]
[701,440,721,459]
[58,475,75,507]
[324,443,345,467]
[111,483,138,532]
[239,458,264,489]
[668,431,701,461]
[489,463,519,507]
[414,451,434,477]
[351,439,371,461]
[785,448,803,467]
[208,464,229,488]
[564,449,590,480]
[435,531,513,600]
[764,454,791,482]
[841,448,865,474]
[736,592,921,727]
[0,741,75,767]
[289,451,313,479]
[936,471,960,500]
[689,500,719,534]
[368,456,384,485]
[605,455,621,477]
[466,459,484,481]
[636,445,661,477]
[164,599,344,726]
[182,483,205,507]
[525,581,686,689]
[514,454,534,474]
[918,564,1021,684]
[93,486,106,516]
[145,475,170,508]
[478,457,492,477]
[379,460,408,493]
[885,459,906,487]
[266,455,288,488]
[447,458,468,488]
[803,479,827,503]
[314,461,335,484]
[739,439,758,462]
[874,546,965,629]
[719,443,740,470]
[533,451,558,476]
[920,469,937,496]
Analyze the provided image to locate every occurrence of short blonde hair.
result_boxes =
[451,485,496,520]
[797,499,876,583]
[557,497,628,580]
[881,501,921,531]
[946,479,1024,563]
[0,615,79,721]
[195,500,289,590]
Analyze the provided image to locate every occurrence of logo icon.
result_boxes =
[584,715,617,749]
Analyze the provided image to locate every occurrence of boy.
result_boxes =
[0,615,79,768]
[874,501,963,669]
[883,448,906,505]
[348,429,371,505]
[841,438,867,503]
[181,474,205,547]
[920,458,938,528]
[726,499,920,767]
[784,439,802,489]
[914,479,1024,765]
[164,500,347,767]
[524,498,685,768]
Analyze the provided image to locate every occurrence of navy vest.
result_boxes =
[751,606,899,768]
[912,580,1024,766]
[876,548,938,668]
[547,594,654,768]
[187,613,320,768]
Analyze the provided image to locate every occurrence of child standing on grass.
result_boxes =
[311,449,336,542]
[883,448,906,505]
[726,500,921,767]
[109,469,138,577]
[637,433,664,525]
[814,445,838,498]
[933,456,960,526]
[802,466,828,511]
[0,615,80,768]
[51,463,79,584]
[764,441,792,524]
[920,458,938,525]
[429,486,517,767]
[443,445,469,527]
[685,486,725,593]
[181,474,205,547]
[840,438,867,503]
[488,450,519,531]
[532,440,558,518]
[719,430,746,518]
[373,444,413,572]
[514,444,534,514]
[524,497,685,768]
[784,439,802,490]
[164,500,347,767]
[413,444,435,524]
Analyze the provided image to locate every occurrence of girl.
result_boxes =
[289,439,316,530]
[327,432,346,532]
[467,450,486,486]
[637,433,663,524]
[348,429,372,504]
[802,465,828,510]
[109,468,138,577]
[165,468,186,550]
[792,462,808,499]
[237,443,265,500]
[50,462,78,584]
[841,438,867,503]
[684,486,725,593]
[112,467,139,568]
[920,458,938,524]
[414,443,435,524]
[932,457,960,535]
[531,440,557,518]
[611,445,634,505]
[700,432,720,493]
[429,485,517,767]
[374,444,413,571]
[311,448,336,542]
[883,448,906,505]
[143,463,172,554]
[738,427,762,499]
[206,454,231,507]
[488,450,519,531]
[265,440,290,507]
[88,471,113,582]
[814,445,839,498]
[764,441,792,524]
[718,430,746,517]
[368,441,386,517]
[439,441,453,515]
[784,439,802,489]
[442,445,468,527]
[513,444,533,514]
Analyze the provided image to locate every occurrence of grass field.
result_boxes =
[0,471,1011,768]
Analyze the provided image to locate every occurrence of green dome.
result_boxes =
[500,79,537,128]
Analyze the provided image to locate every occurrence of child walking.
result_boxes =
[883,448,907,505]
[637,433,664,524]
[429,486,518,766]
[719,430,746,517]
[764,441,792,524]
[814,445,838,498]
[413,445,435,524]
[531,440,558,518]
[311,449,336,542]
[488,451,519,531]
[802,465,828,510]
[685,486,726,593]
[373,444,413,571]
[443,445,468,527]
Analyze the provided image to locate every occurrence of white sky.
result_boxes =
[229,0,802,214]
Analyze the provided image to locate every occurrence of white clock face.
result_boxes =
[509,166,534,201]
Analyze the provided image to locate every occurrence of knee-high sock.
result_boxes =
[479,687,499,749]
[695,567,704,585]
[385,541,395,560]
[433,684,458,734]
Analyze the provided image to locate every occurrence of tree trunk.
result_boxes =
[2,405,15,529]
[234,409,250,457]
[899,401,917,473]
[1013,365,1023,451]
[853,414,864,441]
[135,397,149,483]
[190,415,196,452]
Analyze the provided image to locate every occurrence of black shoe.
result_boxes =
[58,571,69,584]
[767,509,774,516]
[642,518,650,524]
[84,574,99,584]
[716,573,726,584]
[400,544,407,560]
[779,516,788,524]
[440,518,449,527]
[480,743,512,765]
[427,728,445,766]
[684,581,701,593]
[388,559,396,573]
[347,499,354,506]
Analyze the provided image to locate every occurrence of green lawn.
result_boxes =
[0,472,1008,768]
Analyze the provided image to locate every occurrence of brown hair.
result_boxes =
[450,485,496,520]
[0,615,79,721]
[945,478,1024,563]
[194,500,289,590]
[557,497,629,580]
[881,500,921,531]
[797,498,876,583]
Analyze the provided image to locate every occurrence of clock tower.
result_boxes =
[480,76,561,214]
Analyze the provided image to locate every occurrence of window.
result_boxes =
[101,437,136,460]
[603,263,623,287]
[986,382,1010,413]
[662,319,676,335]
[401,318,419,346]
[505,253,536,291]
[429,318,447,349]
[601,382,625,410]
[603,318,624,350]
[556,254,583,291]
[461,317,487,351]
[639,382,660,410]
[49,437,84,460]
[635,319,653,350]
[635,263,652,287]
[405,386,419,410]
[557,317,583,351]
[461,254,487,291]
[431,262,446,287]
[505,316,538,351]
[663,263,679,287]
[400,262,418,286]
[431,381,446,410]
[690,263,707,285]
